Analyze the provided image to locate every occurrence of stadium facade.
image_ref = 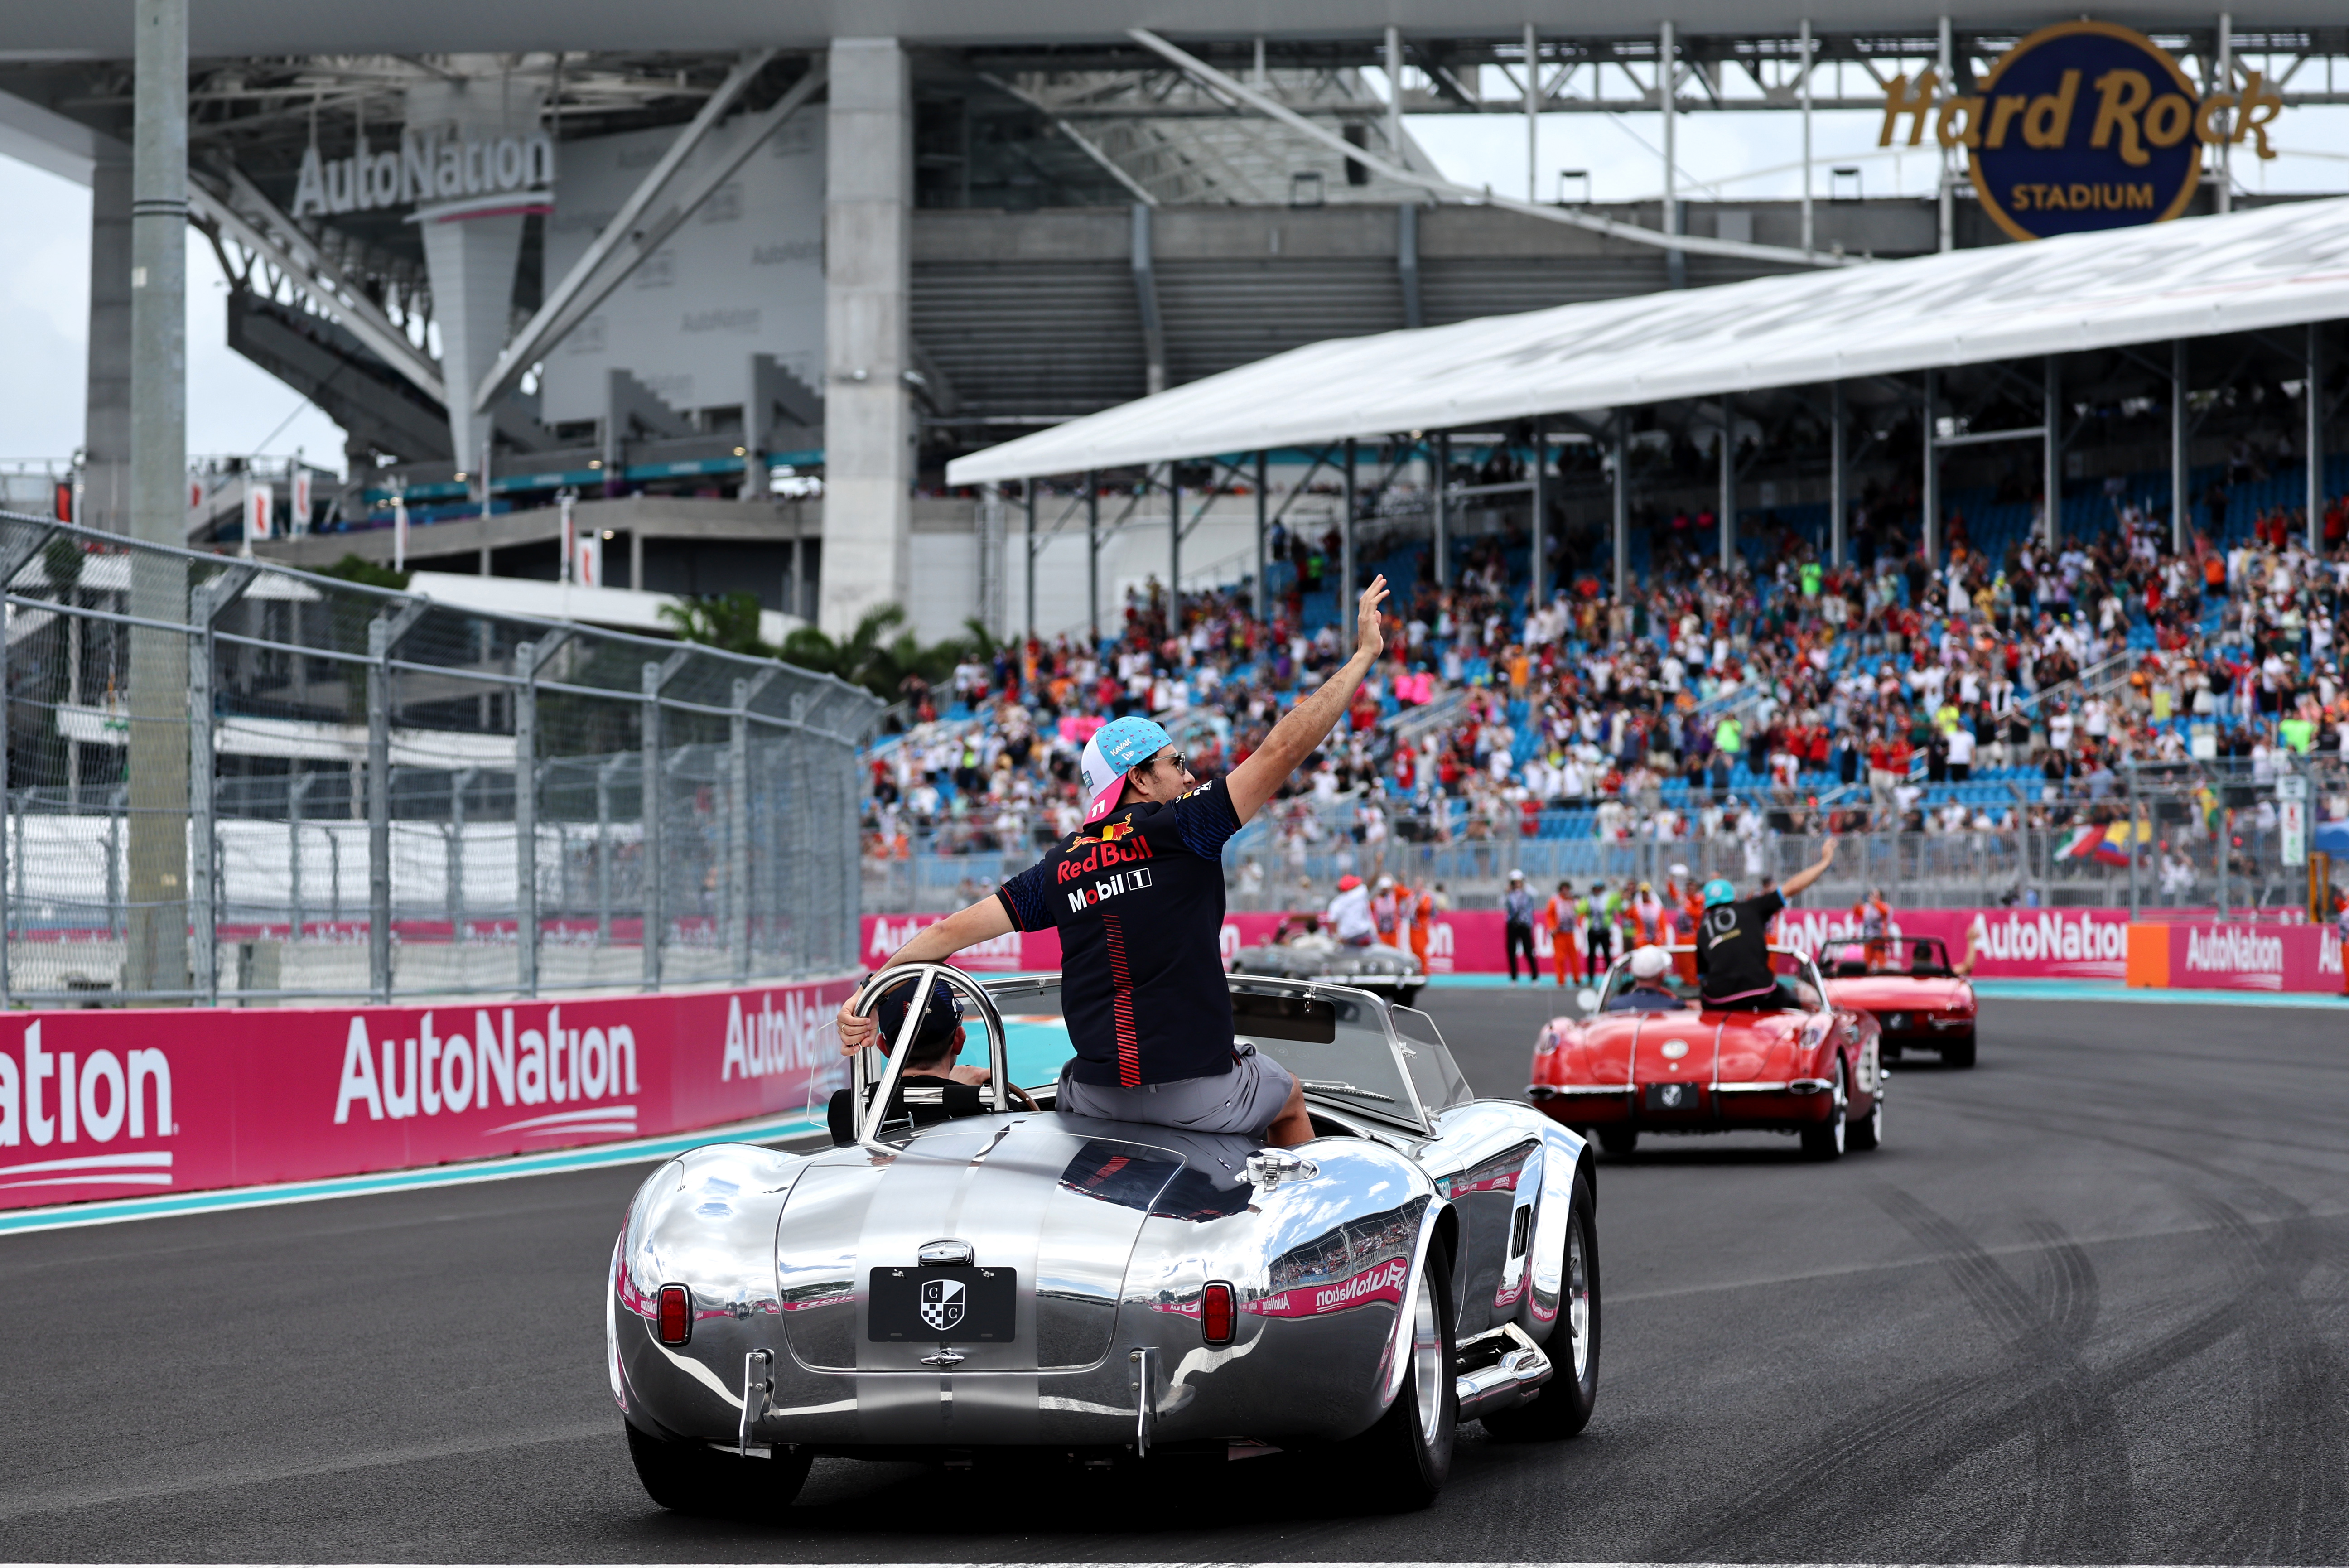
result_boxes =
[0,6,2343,641]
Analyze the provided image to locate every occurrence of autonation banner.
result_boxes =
[0,977,858,1212]
[2127,921,2344,994]
[863,906,2153,983]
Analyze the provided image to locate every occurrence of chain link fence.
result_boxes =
[0,511,880,1006]
[864,757,2347,919]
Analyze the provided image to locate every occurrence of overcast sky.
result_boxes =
[0,101,2341,482]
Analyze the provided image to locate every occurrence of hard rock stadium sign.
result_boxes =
[1879,20,2284,242]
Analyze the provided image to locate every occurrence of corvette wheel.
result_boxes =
[626,1422,811,1516]
[1940,1031,1978,1069]
[1847,1083,1884,1153]
[1800,1061,1847,1162]
[1481,1172,1601,1443]
[1340,1241,1456,1509]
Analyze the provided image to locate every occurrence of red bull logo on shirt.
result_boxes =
[1055,830,1155,883]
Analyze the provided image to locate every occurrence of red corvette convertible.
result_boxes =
[1818,937,1978,1068]
[1527,946,1884,1160]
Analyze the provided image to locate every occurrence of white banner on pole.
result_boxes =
[245,482,274,544]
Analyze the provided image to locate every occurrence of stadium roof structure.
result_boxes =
[946,196,2349,485]
[4,3,2343,55]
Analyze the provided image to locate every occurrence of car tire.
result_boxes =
[1799,1060,1847,1162]
[1596,1126,1638,1158]
[1847,1083,1884,1152]
[625,1422,812,1516]
[1481,1172,1601,1443]
[1939,1031,1977,1069]
[1337,1239,1457,1510]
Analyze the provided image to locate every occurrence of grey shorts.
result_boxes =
[1056,1042,1298,1139]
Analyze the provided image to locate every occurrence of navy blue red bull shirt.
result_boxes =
[995,781,1243,1087]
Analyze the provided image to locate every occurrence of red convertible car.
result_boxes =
[1818,937,1977,1068]
[1526,946,1884,1160]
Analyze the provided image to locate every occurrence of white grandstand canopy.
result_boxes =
[947,197,2349,485]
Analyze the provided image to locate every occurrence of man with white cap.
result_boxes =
[1606,944,1683,1012]
[839,577,1393,1148]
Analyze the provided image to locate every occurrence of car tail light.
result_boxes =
[1201,1281,1235,1345]
[657,1284,692,1345]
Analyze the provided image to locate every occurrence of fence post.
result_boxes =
[188,596,217,1004]
[289,772,313,943]
[368,616,393,1003]
[515,640,539,998]
[730,678,751,983]
[446,767,471,942]
[2127,761,2141,921]
[641,661,663,991]
[596,754,621,947]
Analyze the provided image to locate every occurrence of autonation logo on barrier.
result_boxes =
[866,915,1025,972]
[720,991,838,1082]
[334,1008,640,1140]
[0,1021,175,1192]
[1965,910,2129,973]
[2184,926,2286,987]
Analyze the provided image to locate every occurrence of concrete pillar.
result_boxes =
[820,38,914,636]
[1717,396,1735,572]
[1829,381,1847,565]
[125,0,191,997]
[2171,341,2189,554]
[1921,368,1940,564]
[82,151,133,535]
[404,78,539,476]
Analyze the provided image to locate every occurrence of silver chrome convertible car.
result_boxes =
[608,963,1599,1515]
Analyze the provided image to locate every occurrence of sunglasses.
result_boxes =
[1135,751,1188,777]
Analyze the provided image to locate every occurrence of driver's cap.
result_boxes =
[1701,878,1737,908]
[1078,715,1172,823]
[1629,944,1671,979]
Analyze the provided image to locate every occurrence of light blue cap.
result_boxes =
[1701,878,1737,908]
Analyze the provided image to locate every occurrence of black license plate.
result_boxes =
[868,1266,1016,1342]
[1643,1081,1703,1112]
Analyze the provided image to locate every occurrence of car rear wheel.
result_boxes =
[1481,1172,1600,1442]
[1338,1241,1456,1510]
[1595,1126,1638,1158]
[1940,1031,1977,1069]
[1799,1061,1847,1161]
[625,1422,811,1516]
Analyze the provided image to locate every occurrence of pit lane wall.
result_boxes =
[0,977,859,1212]
[864,906,2225,984]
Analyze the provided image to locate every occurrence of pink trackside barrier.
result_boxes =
[0,977,860,1212]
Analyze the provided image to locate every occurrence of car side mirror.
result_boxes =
[1575,987,1601,1015]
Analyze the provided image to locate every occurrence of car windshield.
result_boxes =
[980,974,1426,1130]
[1823,938,1954,978]
[1598,948,1822,1011]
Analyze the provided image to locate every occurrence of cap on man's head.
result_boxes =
[872,976,963,1061]
[1078,716,1175,823]
[1337,873,1363,892]
[1375,874,1394,891]
[1630,944,1671,980]
[1702,878,1737,908]
[1508,869,1525,882]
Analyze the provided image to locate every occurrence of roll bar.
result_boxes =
[843,964,1013,1157]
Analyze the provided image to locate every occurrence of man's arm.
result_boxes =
[1225,576,1390,825]
[1778,837,1839,901]
[834,896,1014,1054]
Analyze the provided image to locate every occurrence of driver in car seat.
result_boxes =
[827,975,993,1146]
[839,577,1396,1149]
[1606,944,1684,1011]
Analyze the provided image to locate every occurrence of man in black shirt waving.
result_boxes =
[1694,839,1838,1008]
[838,576,1394,1148]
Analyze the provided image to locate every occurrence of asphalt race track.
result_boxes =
[5,988,2348,1563]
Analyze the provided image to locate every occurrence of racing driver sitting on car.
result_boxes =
[1695,839,1838,1010]
[837,576,1397,1149]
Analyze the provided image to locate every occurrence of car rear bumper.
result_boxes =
[1529,1082,1840,1129]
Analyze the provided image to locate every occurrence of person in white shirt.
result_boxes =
[1945,719,1976,781]
[1326,873,1376,946]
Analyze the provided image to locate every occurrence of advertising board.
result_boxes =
[0,977,859,1213]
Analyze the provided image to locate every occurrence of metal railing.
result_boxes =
[0,511,882,1006]
[861,757,2345,918]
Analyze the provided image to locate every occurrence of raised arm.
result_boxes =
[1225,576,1390,825]
[833,895,1013,1054]
[1778,837,1839,901]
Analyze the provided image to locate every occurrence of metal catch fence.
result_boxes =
[0,511,881,1005]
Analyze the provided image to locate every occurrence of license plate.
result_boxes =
[1643,1081,1702,1112]
[868,1266,1016,1342]
[1886,1013,1909,1031]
